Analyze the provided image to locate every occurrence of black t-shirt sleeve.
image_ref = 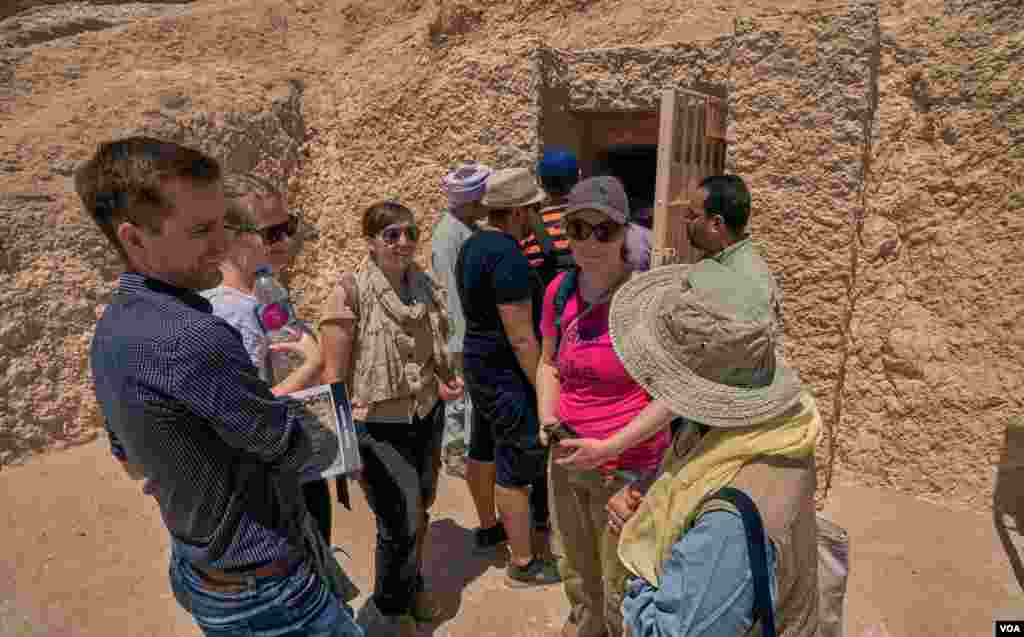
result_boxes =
[491,238,533,305]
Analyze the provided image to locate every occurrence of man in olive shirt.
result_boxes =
[683,174,784,355]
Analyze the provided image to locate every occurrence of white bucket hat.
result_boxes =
[609,259,802,428]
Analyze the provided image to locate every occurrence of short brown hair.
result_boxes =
[222,172,281,227]
[222,172,279,201]
[74,137,221,261]
[362,200,415,238]
[224,198,256,229]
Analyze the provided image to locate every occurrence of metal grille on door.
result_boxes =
[652,88,727,267]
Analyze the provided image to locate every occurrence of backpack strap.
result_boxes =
[339,272,359,319]
[552,268,579,360]
[454,239,470,320]
[536,222,558,257]
[333,272,359,511]
[703,486,778,637]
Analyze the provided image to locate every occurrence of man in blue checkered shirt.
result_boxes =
[75,137,363,637]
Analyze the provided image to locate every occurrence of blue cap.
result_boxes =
[537,148,578,178]
[254,265,273,276]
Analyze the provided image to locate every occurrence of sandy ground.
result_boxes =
[2,440,1022,637]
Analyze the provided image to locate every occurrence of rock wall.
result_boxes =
[837,0,1024,511]
[0,2,194,49]
[0,0,193,23]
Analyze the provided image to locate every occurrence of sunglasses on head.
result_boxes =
[226,214,299,245]
[379,224,420,246]
[563,218,623,243]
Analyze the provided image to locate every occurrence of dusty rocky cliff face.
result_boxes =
[836,0,1024,511]
[0,0,1021,514]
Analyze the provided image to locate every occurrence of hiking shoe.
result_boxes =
[473,523,508,554]
[506,556,562,588]
[355,600,417,637]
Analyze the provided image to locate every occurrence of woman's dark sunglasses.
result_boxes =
[563,218,623,243]
[227,214,299,245]
[379,224,420,246]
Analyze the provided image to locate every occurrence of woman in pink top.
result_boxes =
[536,176,672,637]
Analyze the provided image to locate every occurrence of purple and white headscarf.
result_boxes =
[441,162,493,209]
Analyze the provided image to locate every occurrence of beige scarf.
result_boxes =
[360,256,452,391]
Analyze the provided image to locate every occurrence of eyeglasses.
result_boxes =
[226,214,300,245]
[378,224,420,246]
[563,218,623,243]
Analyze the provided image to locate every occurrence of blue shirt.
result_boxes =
[622,510,777,637]
[91,273,312,569]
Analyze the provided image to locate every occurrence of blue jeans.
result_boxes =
[169,554,363,637]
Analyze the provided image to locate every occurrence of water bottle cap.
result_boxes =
[260,303,290,331]
[254,265,273,276]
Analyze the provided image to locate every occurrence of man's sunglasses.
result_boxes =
[379,224,420,246]
[226,214,300,245]
[563,218,623,243]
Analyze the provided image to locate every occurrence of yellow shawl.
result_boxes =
[617,391,821,587]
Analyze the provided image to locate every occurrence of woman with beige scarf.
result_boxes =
[604,258,821,637]
[319,200,463,637]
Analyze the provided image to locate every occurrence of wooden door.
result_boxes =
[651,88,727,267]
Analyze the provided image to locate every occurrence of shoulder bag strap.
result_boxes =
[705,486,778,637]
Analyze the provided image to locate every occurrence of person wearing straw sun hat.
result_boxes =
[605,259,821,637]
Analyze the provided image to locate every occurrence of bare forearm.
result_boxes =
[320,323,354,386]
[498,301,540,386]
[605,399,676,456]
[536,360,561,423]
[511,339,541,387]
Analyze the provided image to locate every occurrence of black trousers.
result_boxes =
[356,402,444,616]
[302,480,332,544]
[530,464,550,527]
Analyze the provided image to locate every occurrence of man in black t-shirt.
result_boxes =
[456,168,561,588]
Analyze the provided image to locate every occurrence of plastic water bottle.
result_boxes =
[253,265,306,383]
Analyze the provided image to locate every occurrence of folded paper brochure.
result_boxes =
[287,381,363,482]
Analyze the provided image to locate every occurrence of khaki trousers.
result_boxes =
[549,458,632,637]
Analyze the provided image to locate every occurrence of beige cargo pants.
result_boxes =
[549,457,633,637]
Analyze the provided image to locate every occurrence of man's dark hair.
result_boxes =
[539,174,578,198]
[699,174,751,236]
[74,137,222,262]
[537,147,579,198]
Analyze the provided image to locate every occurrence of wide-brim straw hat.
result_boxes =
[609,259,803,428]
[480,168,546,209]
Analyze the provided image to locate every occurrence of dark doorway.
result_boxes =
[592,144,658,228]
